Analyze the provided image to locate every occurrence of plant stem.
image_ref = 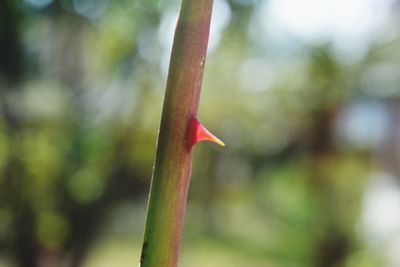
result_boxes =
[139,0,214,267]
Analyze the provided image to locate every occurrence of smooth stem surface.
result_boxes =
[139,0,213,267]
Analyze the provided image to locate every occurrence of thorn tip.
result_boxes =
[187,115,225,150]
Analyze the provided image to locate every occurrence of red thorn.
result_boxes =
[187,115,225,151]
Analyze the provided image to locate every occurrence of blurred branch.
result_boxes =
[0,0,23,85]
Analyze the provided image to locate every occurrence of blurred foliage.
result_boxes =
[1,0,400,267]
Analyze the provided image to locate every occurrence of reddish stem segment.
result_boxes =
[139,1,215,267]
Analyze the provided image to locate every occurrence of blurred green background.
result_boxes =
[1,0,400,266]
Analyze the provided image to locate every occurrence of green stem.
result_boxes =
[139,0,213,267]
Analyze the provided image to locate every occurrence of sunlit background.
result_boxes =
[1,0,400,266]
